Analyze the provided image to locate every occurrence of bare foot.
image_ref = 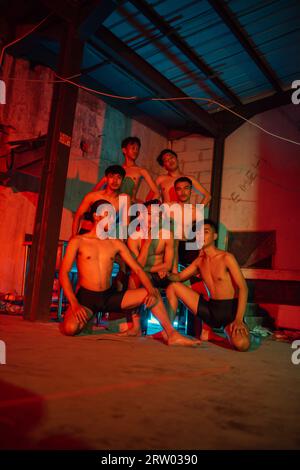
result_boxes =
[200,329,211,341]
[117,328,142,337]
[150,330,168,343]
[168,331,201,347]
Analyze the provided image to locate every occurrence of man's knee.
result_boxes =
[233,335,250,352]
[166,282,180,295]
[60,320,80,336]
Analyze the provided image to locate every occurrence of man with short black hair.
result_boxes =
[154,149,211,204]
[94,136,159,202]
[166,219,250,351]
[72,164,129,236]
[123,199,175,335]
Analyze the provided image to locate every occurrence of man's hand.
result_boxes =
[157,270,167,279]
[167,272,179,282]
[71,301,91,324]
[228,320,249,337]
[144,287,159,308]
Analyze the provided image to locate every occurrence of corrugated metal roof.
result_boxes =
[103,0,300,102]
[7,0,300,135]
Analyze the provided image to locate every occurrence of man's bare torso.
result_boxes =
[131,229,170,272]
[121,165,143,200]
[81,189,124,232]
[196,250,237,300]
[76,235,119,291]
[91,189,121,212]
[158,175,179,202]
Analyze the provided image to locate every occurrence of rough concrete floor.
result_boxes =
[0,315,299,450]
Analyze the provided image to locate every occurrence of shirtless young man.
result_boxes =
[124,199,175,335]
[153,149,211,204]
[172,176,200,268]
[93,137,159,203]
[60,199,197,347]
[165,219,250,351]
[72,165,130,237]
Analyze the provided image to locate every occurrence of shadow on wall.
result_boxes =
[63,173,94,213]
[98,105,131,181]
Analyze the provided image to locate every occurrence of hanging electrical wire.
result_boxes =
[1,13,299,147]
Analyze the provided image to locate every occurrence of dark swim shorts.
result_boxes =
[197,296,238,328]
[148,272,170,289]
[78,228,90,235]
[76,285,126,315]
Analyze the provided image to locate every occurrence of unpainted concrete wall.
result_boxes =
[220,104,300,270]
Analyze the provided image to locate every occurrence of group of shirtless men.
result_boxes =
[59,136,250,351]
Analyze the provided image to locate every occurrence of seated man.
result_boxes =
[173,176,201,268]
[125,199,175,335]
[173,176,208,335]
[165,219,250,351]
[72,164,130,237]
[59,199,198,347]
[93,136,159,203]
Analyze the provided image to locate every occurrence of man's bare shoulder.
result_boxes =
[209,249,235,265]
[111,238,127,250]
[73,233,99,243]
[139,166,152,176]
[69,234,83,241]
[196,251,205,263]
[156,174,168,183]
[123,164,141,176]
[85,189,107,202]
[223,251,238,263]
[67,235,83,248]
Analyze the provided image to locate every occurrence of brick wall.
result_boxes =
[130,119,168,200]
[170,134,213,205]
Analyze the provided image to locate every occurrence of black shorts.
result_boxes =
[78,228,90,235]
[76,285,126,315]
[148,272,170,289]
[197,296,238,329]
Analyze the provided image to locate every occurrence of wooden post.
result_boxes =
[209,135,225,225]
[24,22,83,321]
